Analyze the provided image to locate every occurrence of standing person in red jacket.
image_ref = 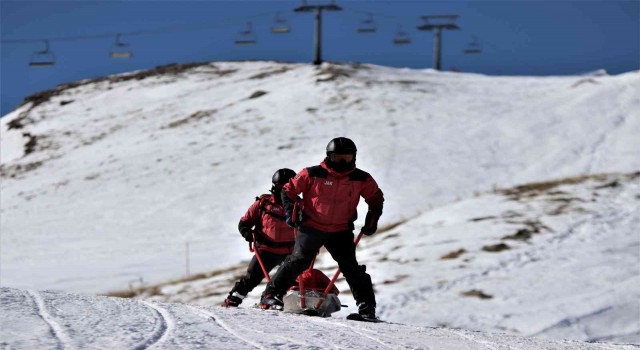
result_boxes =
[222,168,298,307]
[259,137,384,319]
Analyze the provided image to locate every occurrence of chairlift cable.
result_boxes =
[1,11,275,44]
[340,5,417,22]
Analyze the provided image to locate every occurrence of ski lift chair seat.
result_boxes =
[235,39,257,45]
[271,27,290,33]
[394,38,411,45]
[110,51,133,58]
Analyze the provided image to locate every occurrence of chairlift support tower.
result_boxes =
[417,15,459,71]
[294,1,342,65]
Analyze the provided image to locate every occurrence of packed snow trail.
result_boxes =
[0,288,634,349]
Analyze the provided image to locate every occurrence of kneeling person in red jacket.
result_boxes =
[260,137,384,319]
[222,168,298,307]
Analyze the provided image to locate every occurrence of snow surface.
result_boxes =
[140,172,640,345]
[1,61,639,346]
[0,287,634,349]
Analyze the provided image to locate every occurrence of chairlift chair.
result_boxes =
[464,36,482,54]
[235,22,257,45]
[393,25,411,45]
[110,34,133,59]
[357,13,377,33]
[271,12,291,33]
[29,40,56,67]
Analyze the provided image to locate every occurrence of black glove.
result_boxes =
[240,229,254,242]
[362,205,382,236]
[361,226,376,236]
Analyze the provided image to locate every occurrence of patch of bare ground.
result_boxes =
[498,172,637,201]
[482,243,511,253]
[377,216,413,234]
[571,78,599,88]
[499,174,601,200]
[380,233,400,241]
[441,249,467,260]
[315,65,352,83]
[461,289,493,299]
[381,275,410,285]
[164,109,217,129]
[469,216,497,222]
[248,90,268,99]
[0,161,44,179]
[249,66,291,80]
[502,220,553,241]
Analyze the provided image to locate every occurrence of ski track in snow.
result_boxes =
[304,315,398,350]
[217,309,324,349]
[136,300,173,350]
[227,318,313,349]
[25,290,75,350]
[186,305,267,349]
[448,329,498,350]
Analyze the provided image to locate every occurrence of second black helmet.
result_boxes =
[272,168,296,185]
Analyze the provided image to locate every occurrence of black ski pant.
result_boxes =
[264,228,376,306]
[231,249,287,297]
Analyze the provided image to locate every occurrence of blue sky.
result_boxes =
[1,0,638,116]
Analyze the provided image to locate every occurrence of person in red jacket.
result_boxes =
[259,137,384,319]
[222,168,298,307]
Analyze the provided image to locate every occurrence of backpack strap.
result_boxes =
[252,194,293,249]
[256,194,285,221]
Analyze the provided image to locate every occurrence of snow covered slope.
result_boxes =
[134,171,640,344]
[0,287,634,349]
[1,62,637,294]
[1,62,639,345]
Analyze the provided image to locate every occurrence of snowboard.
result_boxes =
[346,313,385,323]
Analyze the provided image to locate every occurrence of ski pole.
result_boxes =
[314,231,365,309]
[251,233,271,282]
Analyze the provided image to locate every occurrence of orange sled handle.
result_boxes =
[250,233,271,282]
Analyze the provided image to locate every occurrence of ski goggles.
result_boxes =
[330,153,354,162]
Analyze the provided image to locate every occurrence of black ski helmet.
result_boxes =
[326,137,357,156]
[272,168,296,185]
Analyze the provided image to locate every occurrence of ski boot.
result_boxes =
[358,302,377,319]
[259,293,284,310]
[346,302,382,322]
[221,292,245,308]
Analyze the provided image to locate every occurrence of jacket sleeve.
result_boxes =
[238,200,261,237]
[361,176,384,234]
[280,168,309,215]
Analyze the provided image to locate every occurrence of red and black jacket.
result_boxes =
[282,160,384,233]
[238,194,296,254]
